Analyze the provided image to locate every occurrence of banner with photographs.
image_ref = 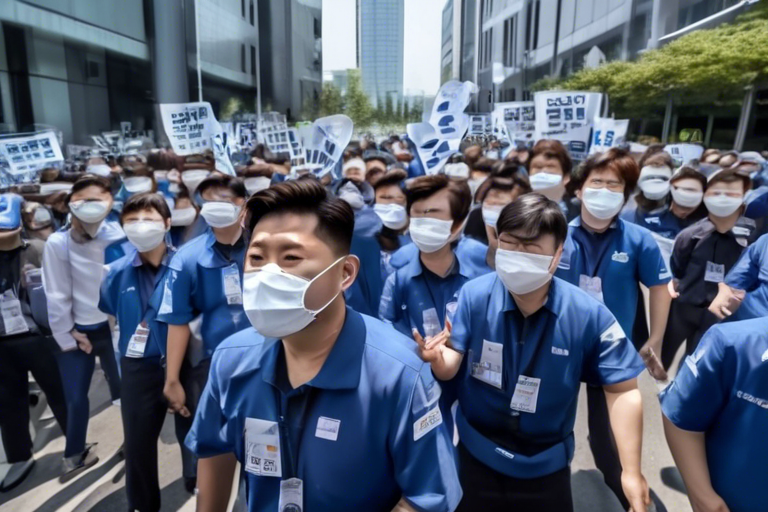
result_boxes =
[0,131,64,175]
[589,117,629,155]
[492,101,535,148]
[534,91,603,161]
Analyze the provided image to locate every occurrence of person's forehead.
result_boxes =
[531,154,558,165]
[587,167,621,181]
[673,178,702,189]
[125,207,162,218]
[708,180,742,191]
[72,185,109,197]
[413,187,451,207]
[376,184,404,196]
[202,186,234,197]
[251,211,320,242]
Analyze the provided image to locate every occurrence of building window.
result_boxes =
[241,44,246,73]
[533,0,541,49]
[250,0,254,25]
[250,45,256,76]
[241,0,245,17]
[502,17,516,68]
[314,18,321,38]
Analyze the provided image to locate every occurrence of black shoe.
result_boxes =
[60,448,99,484]
[184,477,197,494]
[0,459,35,492]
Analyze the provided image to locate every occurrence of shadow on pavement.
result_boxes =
[0,451,64,505]
[70,476,192,512]
[660,465,688,495]
[571,469,624,512]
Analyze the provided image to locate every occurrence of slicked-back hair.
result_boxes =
[569,147,640,201]
[120,192,172,222]
[198,174,247,199]
[497,193,568,248]
[67,174,112,203]
[406,174,471,228]
[245,179,354,256]
[527,139,573,176]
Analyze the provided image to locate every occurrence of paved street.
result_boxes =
[1,357,692,512]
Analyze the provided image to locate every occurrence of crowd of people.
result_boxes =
[0,133,767,512]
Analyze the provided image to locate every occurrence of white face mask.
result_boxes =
[124,220,167,252]
[123,176,154,194]
[243,257,345,338]
[373,203,408,230]
[670,187,703,209]
[171,207,197,227]
[69,200,110,224]
[244,177,272,196]
[200,201,241,228]
[496,248,554,295]
[409,217,454,253]
[86,164,112,177]
[339,182,365,210]
[639,179,670,200]
[704,194,743,217]
[33,207,52,225]
[39,182,72,196]
[482,204,504,228]
[582,187,625,220]
[181,170,210,193]
[529,172,563,191]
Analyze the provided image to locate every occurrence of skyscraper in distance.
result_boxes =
[357,0,404,107]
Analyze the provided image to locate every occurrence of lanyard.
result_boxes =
[508,309,550,434]
[274,386,317,479]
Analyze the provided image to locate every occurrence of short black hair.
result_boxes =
[568,147,640,201]
[497,193,568,248]
[67,174,112,204]
[120,192,172,222]
[245,180,354,255]
[407,174,471,228]
[477,175,531,204]
[198,174,247,199]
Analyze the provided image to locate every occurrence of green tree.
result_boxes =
[317,82,345,118]
[345,69,374,130]
[384,94,395,125]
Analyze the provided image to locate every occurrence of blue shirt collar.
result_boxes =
[405,251,468,279]
[261,307,366,391]
[499,274,561,316]
[128,241,176,268]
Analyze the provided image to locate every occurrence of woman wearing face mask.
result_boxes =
[526,140,575,219]
[41,174,128,480]
[334,177,379,238]
[555,149,671,512]
[21,202,56,241]
[663,166,757,371]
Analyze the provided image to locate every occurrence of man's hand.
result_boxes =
[72,329,93,354]
[708,283,745,320]
[639,342,668,381]
[413,329,446,365]
[621,470,650,512]
[164,380,191,417]
[668,279,680,299]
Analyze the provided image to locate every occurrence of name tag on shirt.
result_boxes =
[125,323,150,358]
[422,307,441,338]
[315,417,340,441]
[244,418,282,477]
[704,261,725,283]
[278,478,303,512]
[510,375,541,414]
[579,275,604,303]
[471,340,503,389]
[0,290,29,336]
[222,264,242,305]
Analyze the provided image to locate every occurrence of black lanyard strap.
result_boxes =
[275,386,318,479]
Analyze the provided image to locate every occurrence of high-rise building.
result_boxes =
[357,0,404,107]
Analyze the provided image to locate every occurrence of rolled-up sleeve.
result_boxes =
[42,233,77,351]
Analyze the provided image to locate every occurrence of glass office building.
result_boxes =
[358,0,404,107]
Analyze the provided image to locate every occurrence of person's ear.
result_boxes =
[235,197,246,207]
[575,187,582,201]
[550,245,564,274]
[340,255,360,292]
[164,217,172,231]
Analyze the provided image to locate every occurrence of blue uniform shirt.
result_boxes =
[186,308,462,512]
[659,317,768,512]
[390,237,492,280]
[155,231,249,359]
[556,217,671,337]
[724,233,768,321]
[99,245,176,358]
[620,203,693,240]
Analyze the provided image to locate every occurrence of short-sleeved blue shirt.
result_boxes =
[186,308,462,512]
[659,317,768,512]
[556,217,671,337]
[155,231,249,359]
[390,237,492,280]
[724,234,768,321]
[99,245,175,358]
[451,274,644,464]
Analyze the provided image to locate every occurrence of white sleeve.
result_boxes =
[42,234,77,351]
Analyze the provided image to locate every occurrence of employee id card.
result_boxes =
[222,264,242,305]
[579,275,604,303]
[704,261,725,283]
[244,418,282,477]
[278,478,304,512]
[470,340,503,389]
[0,289,29,336]
[510,375,541,414]
[126,322,150,358]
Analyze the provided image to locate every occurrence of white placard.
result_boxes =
[590,117,629,155]
[534,91,603,161]
[492,101,535,148]
[0,132,64,174]
[664,143,705,167]
[160,102,234,175]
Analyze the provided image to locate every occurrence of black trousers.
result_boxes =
[661,301,718,371]
[0,334,68,463]
[586,384,629,510]
[172,358,211,480]
[455,442,573,512]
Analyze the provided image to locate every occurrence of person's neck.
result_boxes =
[139,243,167,268]
[709,210,741,234]
[511,281,551,317]
[282,296,346,388]
[580,208,613,233]
[72,218,103,239]
[213,224,242,245]
[670,202,696,219]
[420,244,455,277]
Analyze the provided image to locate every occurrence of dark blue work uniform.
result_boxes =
[186,308,462,512]
[724,233,768,321]
[660,317,768,512]
[390,237,492,280]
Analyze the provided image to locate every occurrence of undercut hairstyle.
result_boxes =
[373,169,408,193]
[497,193,568,248]
[197,174,247,199]
[569,147,640,201]
[67,174,112,203]
[245,179,354,256]
[526,139,573,176]
[406,174,471,227]
[120,192,172,222]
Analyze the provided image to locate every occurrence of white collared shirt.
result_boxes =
[42,221,125,350]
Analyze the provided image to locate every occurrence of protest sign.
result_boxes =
[0,131,64,174]
[301,115,353,177]
[492,101,535,148]
[664,143,705,166]
[590,118,629,154]
[534,91,602,160]
[468,114,492,136]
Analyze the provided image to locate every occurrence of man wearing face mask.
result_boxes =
[168,190,199,248]
[186,179,461,512]
[334,177,380,238]
[525,140,575,218]
[21,201,56,241]
[98,192,189,511]
[241,164,274,196]
[555,149,671,512]
[419,194,649,511]
[156,174,250,492]
[664,166,756,370]
[42,174,127,480]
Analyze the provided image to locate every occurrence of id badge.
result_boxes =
[243,418,282,477]
[278,478,304,512]
[510,375,541,414]
[222,264,243,305]
[422,307,441,338]
[579,274,604,303]
[126,323,149,358]
[0,290,29,336]
[470,340,503,389]
[704,261,725,283]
